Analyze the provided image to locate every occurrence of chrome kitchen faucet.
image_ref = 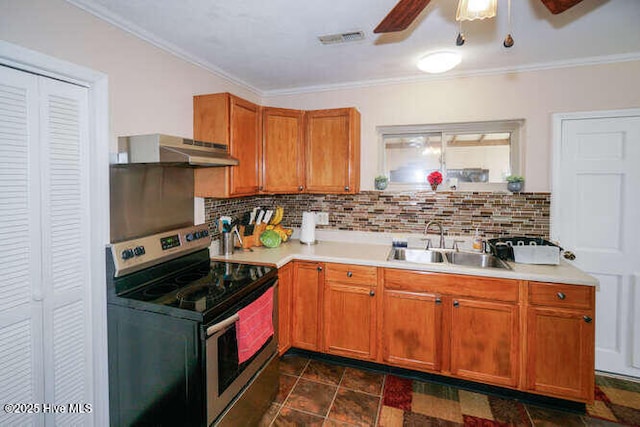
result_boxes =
[424,220,445,249]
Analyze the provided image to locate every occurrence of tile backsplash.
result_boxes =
[204,191,550,241]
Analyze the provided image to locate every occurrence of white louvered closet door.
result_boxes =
[0,65,93,426]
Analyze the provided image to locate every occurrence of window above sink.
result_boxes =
[378,120,523,191]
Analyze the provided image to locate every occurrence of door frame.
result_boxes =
[550,108,640,241]
[0,40,110,426]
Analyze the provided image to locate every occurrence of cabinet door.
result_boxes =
[305,108,360,194]
[262,107,304,193]
[382,290,442,372]
[194,93,261,198]
[324,282,376,360]
[277,263,293,355]
[526,307,595,402]
[229,95,261,196]
[449,298,519,387]
[291,262,323,351]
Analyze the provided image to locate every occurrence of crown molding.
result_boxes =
[63,0,640,100]
[65,0,262,98]
[262,52,640,97]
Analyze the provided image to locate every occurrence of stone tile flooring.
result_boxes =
[259,354,640,426]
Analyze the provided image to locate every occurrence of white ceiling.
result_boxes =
[67,0,640,95]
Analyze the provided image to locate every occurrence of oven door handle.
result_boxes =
[206,313,240,337]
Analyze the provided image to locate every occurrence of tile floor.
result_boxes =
[259,354,640,427]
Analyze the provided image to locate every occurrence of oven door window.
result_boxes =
[218,322,239,394]
[216,323,273,395]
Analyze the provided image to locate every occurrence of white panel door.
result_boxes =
[0,65,93,426]
[553,111,640,378]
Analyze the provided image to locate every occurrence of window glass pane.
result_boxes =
[445,132,511,183]
[385,133,442,184]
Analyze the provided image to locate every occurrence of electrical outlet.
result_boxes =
[315,212,329,225]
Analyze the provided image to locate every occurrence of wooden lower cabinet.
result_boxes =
[449,298,519,387]
[525,282,595,402]
[277,262,293,355]
[323,264,377,360]
[284,265,595,404]
[291,261,324,351]
[382,289,442,371]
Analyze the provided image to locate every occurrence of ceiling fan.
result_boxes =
[373,0,584,33]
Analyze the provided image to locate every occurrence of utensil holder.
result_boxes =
[220,232,234,256]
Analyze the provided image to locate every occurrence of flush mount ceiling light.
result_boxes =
[417,51,462,74]
[456,0,498,21]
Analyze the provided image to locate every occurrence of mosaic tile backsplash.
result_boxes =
[204,191,550,241]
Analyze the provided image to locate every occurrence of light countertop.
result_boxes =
[210,237,598,287]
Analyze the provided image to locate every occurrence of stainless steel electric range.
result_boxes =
[106,224,279,427]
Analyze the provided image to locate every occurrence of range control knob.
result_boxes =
[121,248,134,260]
[186,233,195,242]
[202,229,209,237]
[134,246,146,256]
[194,231,202,239]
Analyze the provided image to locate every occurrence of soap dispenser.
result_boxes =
[472,228,483,251]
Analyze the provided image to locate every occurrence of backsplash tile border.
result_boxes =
[204,191,550,241]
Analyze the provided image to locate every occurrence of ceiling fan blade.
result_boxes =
[540,0,584,14]
[374,0,431,33]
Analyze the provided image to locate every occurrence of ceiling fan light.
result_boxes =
[417,51,462,74]
[456,0,497,21]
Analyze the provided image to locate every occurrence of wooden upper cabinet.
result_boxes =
[305,108,360,194]
[194,93,261,197]
[262,107,305,193]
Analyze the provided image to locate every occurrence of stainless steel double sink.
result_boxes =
[388,247,511,270]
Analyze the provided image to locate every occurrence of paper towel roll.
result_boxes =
[300,211,317,244]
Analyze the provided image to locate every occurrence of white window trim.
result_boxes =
[378,119,524,192]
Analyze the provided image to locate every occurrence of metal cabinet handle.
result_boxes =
[344,186,350,191]
[298,185,304,191]
[453,300,459,307]
[259,186,263,191]
[347,271,353,278]
[557,292,566,300]
[317,266,323,272]
[435,297,442,304]
[583,315,593,324]
[369,290,375,297]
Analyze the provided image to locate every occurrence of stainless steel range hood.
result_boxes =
[116,134,239,166]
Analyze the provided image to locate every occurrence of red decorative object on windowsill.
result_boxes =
[427,171,443,191]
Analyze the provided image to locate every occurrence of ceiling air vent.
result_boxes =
[318,31,365,45]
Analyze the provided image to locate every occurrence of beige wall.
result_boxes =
[2,0,638,192]
[264,61,640,191]
[0,0,258,152]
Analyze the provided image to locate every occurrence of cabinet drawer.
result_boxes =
[325,263,377,285]
[528,282,594,310]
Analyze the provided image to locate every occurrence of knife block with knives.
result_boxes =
[238,223,267,249]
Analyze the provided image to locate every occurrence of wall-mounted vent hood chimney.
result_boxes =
[116,134,239,167]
